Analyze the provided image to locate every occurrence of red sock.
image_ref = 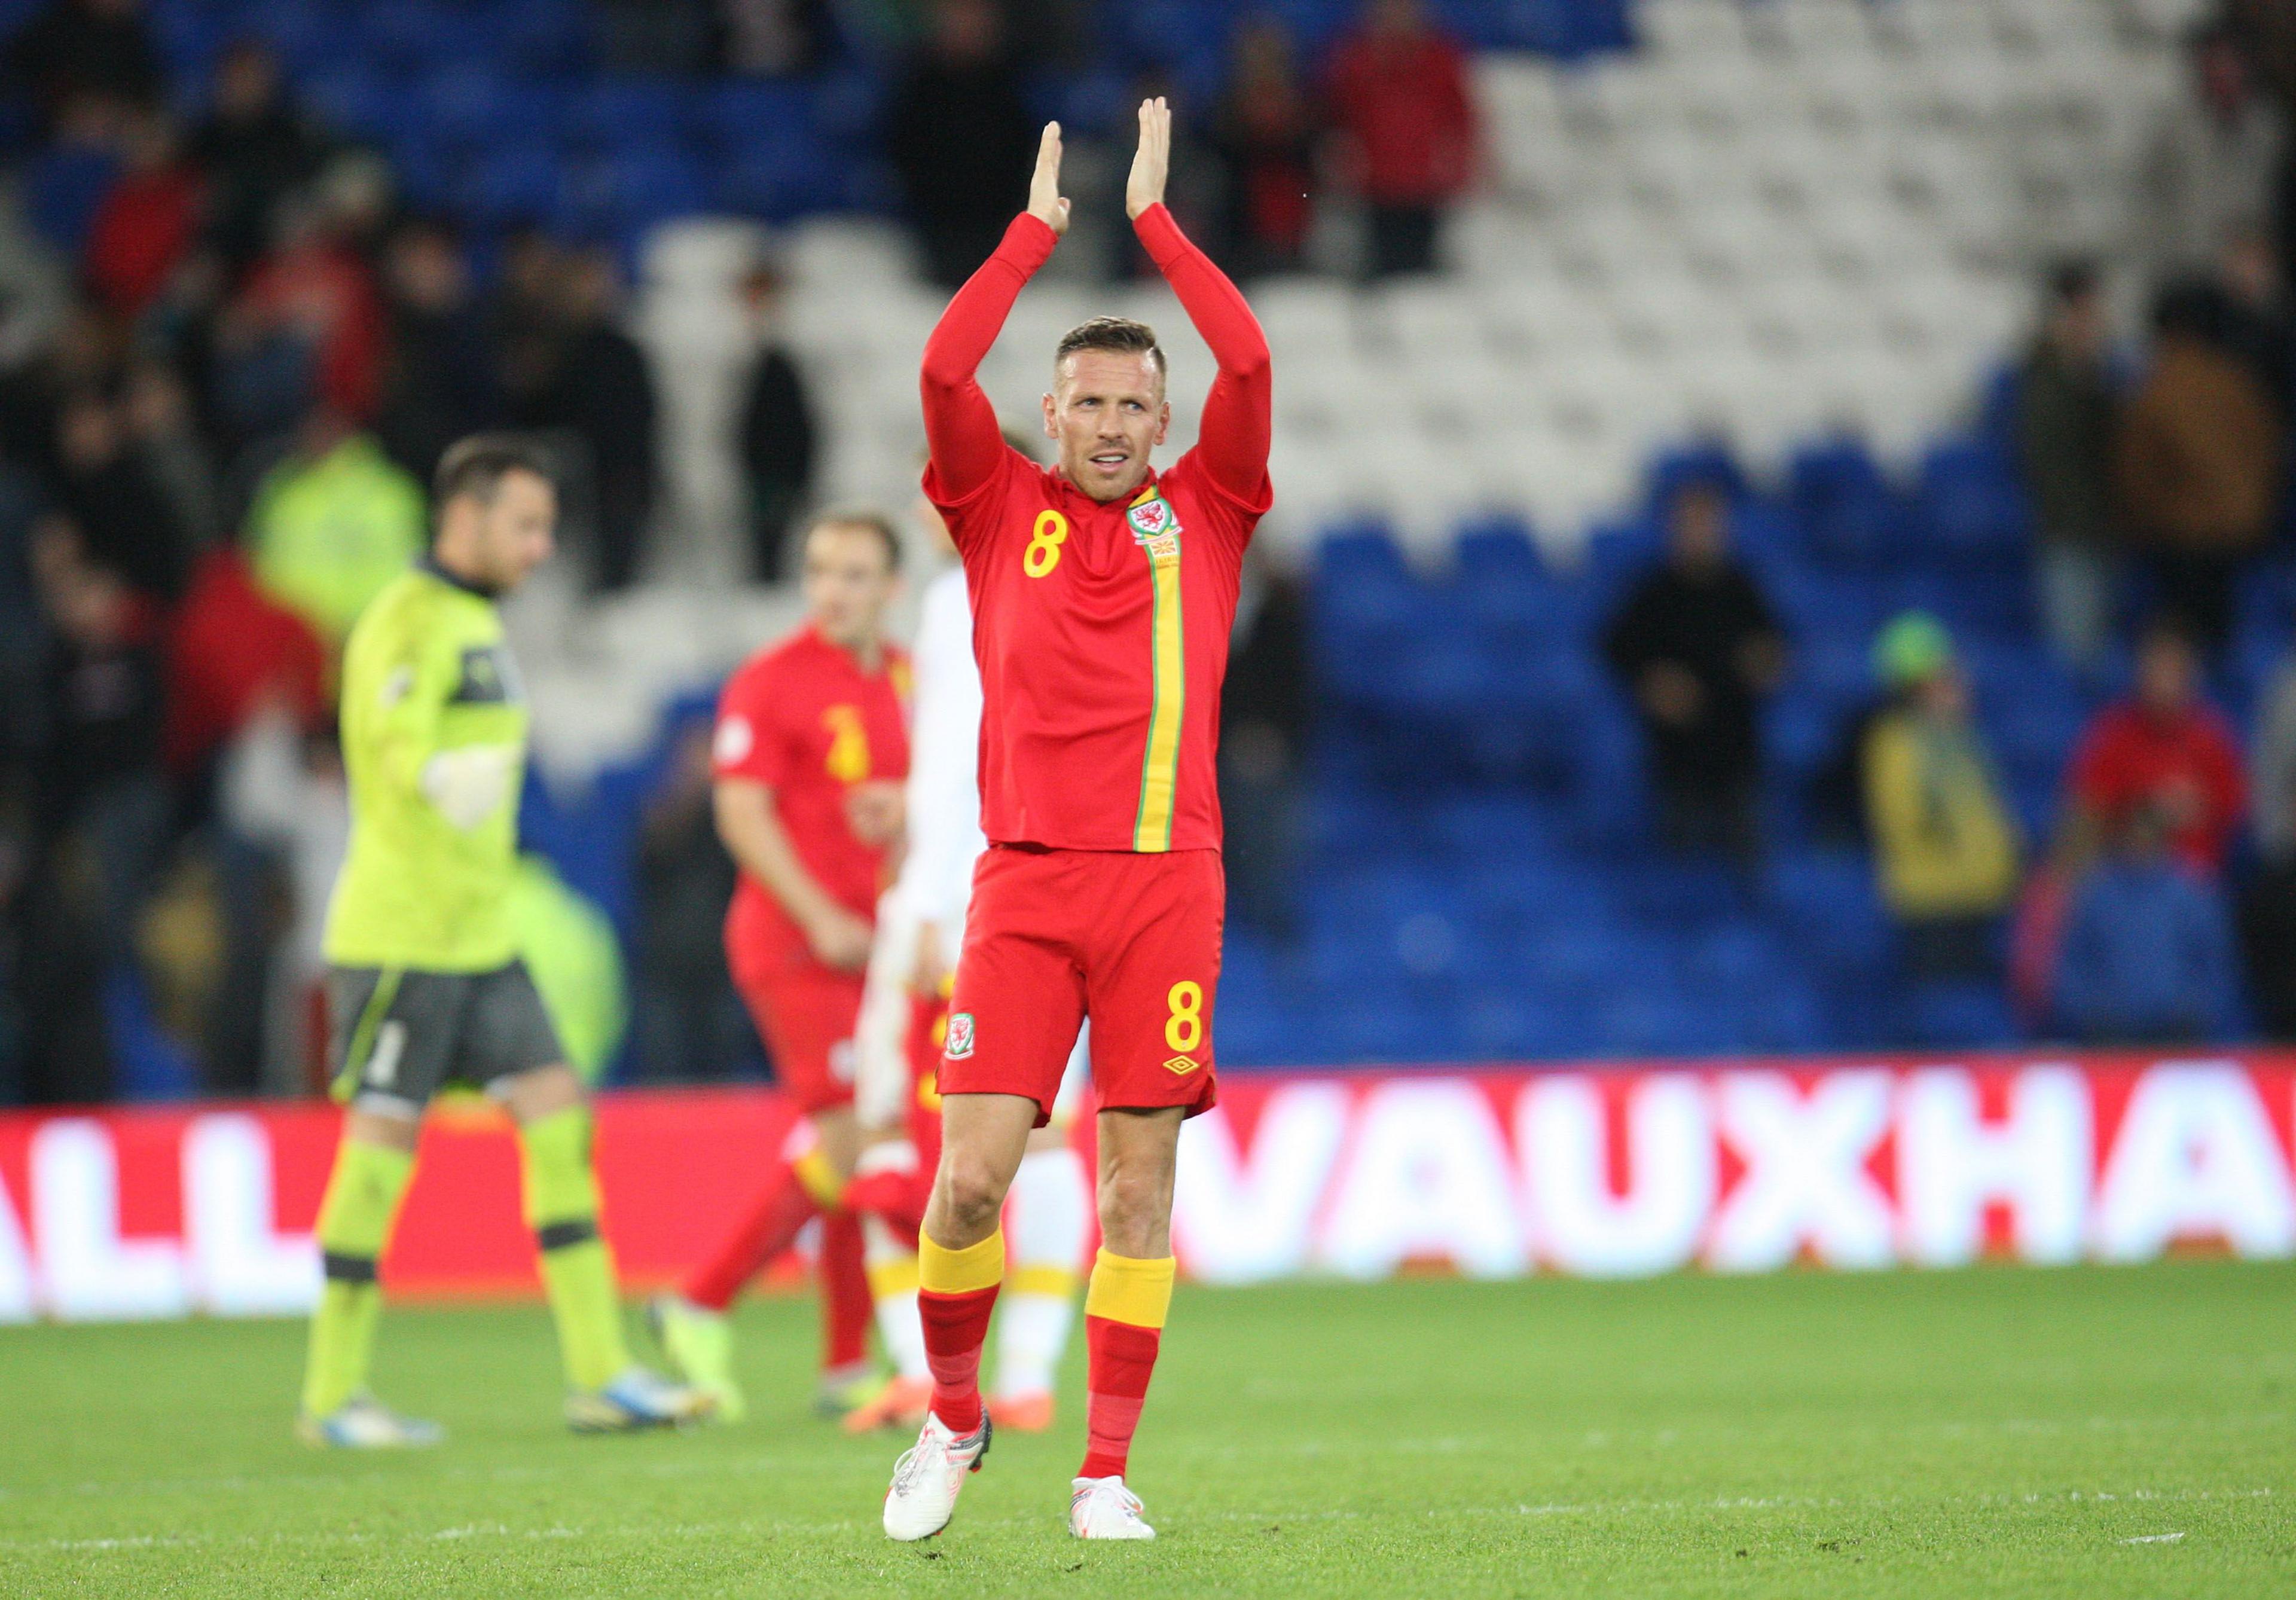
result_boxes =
[917,1286,998,1433]
[817,1208,872,1373]
[682,1162,819,1312]
[1079,1316,1161,1480]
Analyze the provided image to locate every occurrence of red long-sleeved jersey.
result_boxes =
[920,204,1272,854]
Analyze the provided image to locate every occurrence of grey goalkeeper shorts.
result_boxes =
[325,961,564,1114]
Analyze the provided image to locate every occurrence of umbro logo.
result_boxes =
[1163,1055,1199,1075]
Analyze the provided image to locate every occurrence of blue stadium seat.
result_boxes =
[567,77,694,151]
[562,146,708,234]
[1644,439,1747,517]
[1915,436,2034,564]
[496,0,592,75]
[23,141,115,253]
[1787,434,1904,568]
[300,66,399,142]
[457,143,564,227]
[1900,979,2020,1051]
[239,0,342,75]
[1763,850,1892,981]
[1454,515,1542,581]
[414,65,523,149]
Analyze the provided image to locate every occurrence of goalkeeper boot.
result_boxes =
[566,1366,717,1433]
[1069,1476,1155,1540]
[645,1294,745,1423]
[882,1411,992,1541]
[297,1394,444,1449]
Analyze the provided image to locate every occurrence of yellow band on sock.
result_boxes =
[920,1229,1004,1295]
[1007,1265,1079,1299]
[793,1147,845,1210]
[866,1256,920,1299]
[1083,1249,1174,1330]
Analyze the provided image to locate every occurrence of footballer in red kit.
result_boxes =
[883,99,1271,1544]
[649,511,911,1424]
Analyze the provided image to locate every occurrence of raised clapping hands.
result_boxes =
[1126,96,1170,221]
[1026,99,1170,236]
[1027,121,1070,236]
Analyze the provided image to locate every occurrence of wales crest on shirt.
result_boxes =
[1128,485,1182,566]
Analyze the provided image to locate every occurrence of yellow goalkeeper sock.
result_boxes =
[520,1106,630,1393]
[300,1137,415,1419]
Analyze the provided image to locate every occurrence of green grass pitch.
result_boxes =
[1,1260,2290,1597]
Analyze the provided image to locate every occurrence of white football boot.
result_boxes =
[883,1410,992,1540]
[1068,1476,1155,1540]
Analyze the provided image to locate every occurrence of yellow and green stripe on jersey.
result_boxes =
[1129,485,1186,852]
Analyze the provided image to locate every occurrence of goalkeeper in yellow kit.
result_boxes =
[297,435,711,1446]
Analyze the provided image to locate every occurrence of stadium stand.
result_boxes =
[4,0,2276,1092]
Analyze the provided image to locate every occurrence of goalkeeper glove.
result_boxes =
[419,744,517,830]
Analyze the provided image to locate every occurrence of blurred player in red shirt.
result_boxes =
[651,511,910,1422]
[881,100,1272,1544]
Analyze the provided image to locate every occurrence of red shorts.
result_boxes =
[942,845,1222,1125]
[732,949,865,1116]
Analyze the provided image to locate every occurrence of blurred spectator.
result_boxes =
[488,227,567,424]
[161,543,326,783]
[2066,619,2246,878]
[231,190,386,426]
[1326,0,1479,279]
[161,541,328,1094]
[201,701,343,1095]
[53,388,188,598]
[15,530,169,1104]
[735,258,816,582]
[2116,283,2280,654]
[188,40,328,276]
[1602,481,1785,865]
[1861,615,2020,981]
[2239,715,2296,1036]
[120,359,221,549]
[1220,546,1310,944]
[0,182,71,368]
[245,415,425,645]
[2252,643,2296,862]
[1210,20,1322,279]
[0,295,117,480]
[2199,225,2295,404]
[82,108,200,320]
[5,0,163,129]
[533,247,658,592]
[721,0,833,75]
[2013,261,2121,675]
[593,0,719,75]
[375,221,497,487]
[631,717,746,1082]
[23,93,123,256]
[884,0,1037,288]
[2056,805,2239,1045]
[2138,24,2282,281]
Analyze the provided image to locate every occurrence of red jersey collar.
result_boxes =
[800,621,888,677]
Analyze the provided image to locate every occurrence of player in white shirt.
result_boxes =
[842,487,1092,1435]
